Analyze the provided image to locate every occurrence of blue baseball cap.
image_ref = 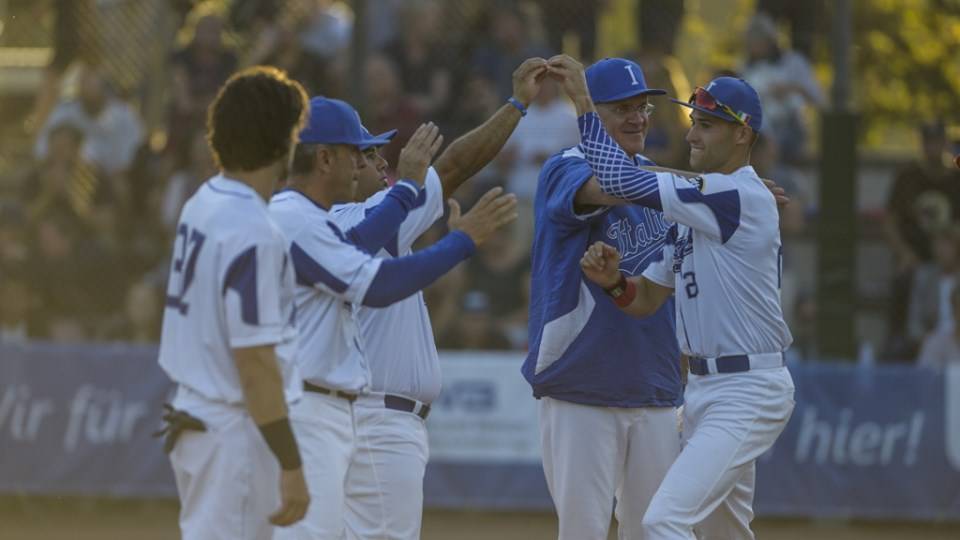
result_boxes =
[671,77,763,132]
[298,97,393,147]
[586,58,666,104]
[358,125,398,151]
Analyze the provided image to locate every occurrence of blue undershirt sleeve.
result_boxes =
[346,180,420,254]
[362,230,476,307]
[577,112,663,210]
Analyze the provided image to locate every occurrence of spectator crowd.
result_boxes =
[5,0,958,371]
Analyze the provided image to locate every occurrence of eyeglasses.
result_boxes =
[689,87,750,126]
[605,102,656,118]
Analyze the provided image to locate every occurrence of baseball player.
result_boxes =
[269,96,518,539]
[523,56,684,540]
[331,58,549,540]
[555,54,795,539]
[156,67,310,540]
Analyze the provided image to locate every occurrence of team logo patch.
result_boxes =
[672,229,694,273]
[605,211,671,274]
[688,176,706,192]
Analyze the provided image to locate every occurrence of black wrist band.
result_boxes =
[604,273,627,297]
[258,418,301,470]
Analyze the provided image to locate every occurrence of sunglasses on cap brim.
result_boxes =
[689,87,751,127]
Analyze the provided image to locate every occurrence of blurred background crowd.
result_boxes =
[0,0,958,368]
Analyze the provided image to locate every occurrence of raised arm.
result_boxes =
[572,165,703,210]
[347,123,443,253]
[433,58,548,198]
[544,55,665,211]
[362,187,518,306]
[549,55,791,214]
[580,241,673,318]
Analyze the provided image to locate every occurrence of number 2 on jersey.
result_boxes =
[165,224,207,315]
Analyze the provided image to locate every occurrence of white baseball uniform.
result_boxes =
[330,167,444,540]
[158,174,301,540]
[579,111,795,539]
[268,188,387,540]
[638,167,794,539]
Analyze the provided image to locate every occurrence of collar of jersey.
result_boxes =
[208,174,259,198]
[729,165,757,178]
[275,186,330,212]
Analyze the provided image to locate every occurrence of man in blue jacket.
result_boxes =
[523,58,683,540]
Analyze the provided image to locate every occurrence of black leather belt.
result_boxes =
[688,354,784,376]
[384,394,431,420]
[689,355,750,375]
[303,381,358,402]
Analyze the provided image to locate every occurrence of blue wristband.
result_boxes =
[507,97,527,117]
[394,179,421,199]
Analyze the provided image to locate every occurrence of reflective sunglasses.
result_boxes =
[689,87,751,127]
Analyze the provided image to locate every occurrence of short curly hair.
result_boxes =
[207,66,309,172]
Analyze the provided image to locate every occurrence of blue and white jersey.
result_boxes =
[523,146,683,408]
[330,167,445,403]
[641,167,793,357]
[577,111,793,358]
[158,175,301,406]
[268,189,382,393]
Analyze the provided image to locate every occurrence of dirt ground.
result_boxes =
[1,498,957,540]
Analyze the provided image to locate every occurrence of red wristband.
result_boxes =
[614,279,637,308]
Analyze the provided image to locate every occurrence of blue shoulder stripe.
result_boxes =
[222,246,259,324]
[290,242,349,293]
[675,188,741,243]
[363,205,400,257]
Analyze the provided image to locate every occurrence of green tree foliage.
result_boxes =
[855,0,960,145]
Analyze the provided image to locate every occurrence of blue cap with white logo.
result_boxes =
[299,97,394,147]
[586,58,666,104]
[670,77,763,132]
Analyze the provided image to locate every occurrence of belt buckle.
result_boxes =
[414,402,431,420]
[689,357,709,375]
[384,394,430,420]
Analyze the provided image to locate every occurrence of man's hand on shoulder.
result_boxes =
[761,177,791,207]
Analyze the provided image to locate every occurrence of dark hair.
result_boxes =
[920,121,946,142]
[48,121,85,144]
[207,66,308,172]
[290,143,320,176]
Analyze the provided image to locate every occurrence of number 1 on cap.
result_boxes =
[625,65,639,86]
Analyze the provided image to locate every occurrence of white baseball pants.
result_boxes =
[344,394,430,540]
[539,397,682,540]
[641,367,795,540]
[273,391,356,540]
[168,386,282,540]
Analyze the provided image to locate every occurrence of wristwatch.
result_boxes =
[604,273,628,298]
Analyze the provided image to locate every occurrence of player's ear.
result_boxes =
[734,124,754,146]
[315,145,333,171]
